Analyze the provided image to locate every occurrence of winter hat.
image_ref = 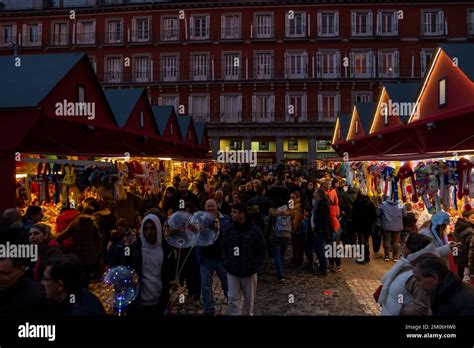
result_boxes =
[430,211,450,244]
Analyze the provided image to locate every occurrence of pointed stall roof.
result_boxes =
[383,83,420,124]
[152,105,174,136]
[339,114,351,140]
[355,102,377,133]
[440,44,474,81]
[104,88,144,127]
[0,53,85,108]
[194,122,206,145]
[176,115,192,141]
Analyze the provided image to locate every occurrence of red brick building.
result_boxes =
[1,0,473,164]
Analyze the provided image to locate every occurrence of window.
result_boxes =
[161,55,179,82]
[223,53,240,80]
[318,93,340,121]
[139,110,144,128]
[161,17,179,41]
[420,49,435,76]
[350,50,374,78]
[106,19,123,43]
[158,95,179,112]
[469,10,474,35]
[105,57,122,83]
[0,24,16,47]
[352,91,372,104]
[89,56,97,73]
[254,14,273,38]
[252,95,275,122]
[52,22,68,46]
[286,12,306,38]
[134,56,150,82]
[285,51,308,78]
[22,23,42,46]
[220,95,242,122]
[192,54,209,81]
[355,120,359,134]
[190,15,210,40]
[189,95,210,122]
[316,50,340,78]
[132,17,150,42]
[76,21,95,45]
[288,139,299,151]
[422,10,444,36]
[378,50,399,78]
[351,11,373,36]
[285,94,307,121]
[317,11,339,37]
[221,14,241,39]
[254,52,273,79]
[377,11,398,36]
[77,85,86,115]
[259,141,269,151]
[439,77,447,107]
[230,140,242,151]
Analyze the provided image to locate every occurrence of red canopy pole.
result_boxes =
[0,152,16,212]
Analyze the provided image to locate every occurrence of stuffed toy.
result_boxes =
[457,158,472,199]
[446,160,459,210]
[397,162,418,203]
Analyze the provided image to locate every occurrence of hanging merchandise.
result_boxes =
[457,158,472,199]
[397,162,418,203]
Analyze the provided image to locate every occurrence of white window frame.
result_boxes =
[133,55,151,83]
[351,10,373,37]
[378,49,399,78]
[318,92,340,122]
[284,50,308,78]
[76,20,95,45]
[254,51,273,79]
[106,19,123,44]
[253,13,274,39]
[188,95,210,122]
[316,50,340,78]
[220,94,242,122]
[221,13,241,40]
[132,17,150,42]
[0,24,17,47]
[161,54,179,82]
[317,11,339,37]
[51,22,68,46]
[161,16,179,41]
[252,94,275,122]
[89,56,97,74]
[191,53,209,81]
[286,11,306,38]
[158,95,180,112]
[420,49,435,77]
[376,10,398,36]
[421,9,445,36]
[222,52,241,80]
[352,91,372,104]
[285,93,307,122]
[190,15,210,40]
[350,50,374,78]
[22,23,42,47]
[468,10,474,35]
[105,56,123,83]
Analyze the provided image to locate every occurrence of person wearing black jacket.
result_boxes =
[312,189,332,277]
[221,202,266,315]
[412,253,474,315]
[129,214,176,317]
[163,181,200,216]
[453,210,473,280]
[352,193,377,264]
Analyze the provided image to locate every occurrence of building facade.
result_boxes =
[1,0,474,164]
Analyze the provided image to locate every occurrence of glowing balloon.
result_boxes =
[187,211,219,247]
[101,266,140,315]
[164,211,195,248]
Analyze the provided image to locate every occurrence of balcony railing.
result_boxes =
[421,23,445,36]
[220,112,242,123]
[50,33,69,46]
[189,28,210,41]
[251,26,275,39]
[0,36,17,48]
[161,29,180,42]
[189,113,210,122]
[284,112,309,122]
[252,112,275,123]
[351,25,374,36]
[220,27,242,40]
[317,113,337,122]
[376,24,399,36]
[102,31,125,44]
[285,26,307,38]
[317,25,339,37]
[21,35,42,47]
[103,71,151,84]
[75,33,96,45]
[468,23,474,36]
[130,30,152,43]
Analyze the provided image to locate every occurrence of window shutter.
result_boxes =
[220,95,224,120]
[132,18,137,41]
[285,94,290,121]
[22,24,27,44]
[349,51,354,78]
[189,17,194,39]
[394,51,399,77]
[440,11,445,35]
[237,95,242,121]
[393,11,398,35]
[351,12,356,36]
[284,51,288,78]
[316,51,321,77]
[378,50,382,77]
[334,12,339,36]
[302,94,307,121]
[302,13,307,36]
[221,15,225,38]
[335,94,341,116]
[302,51,308,76]
[335,51,340,77]
[317,94,323,120]
[368,11,373,35]
[91,21,96,43]
[376,11,381,35]
[206,15,210,38]
[205,95,210,120]
[252,95,257,122]
[37,23,42,44]
[269,95,275,121]
[188,96,193,115]
[370,51,375,77]
[285,13,290,37]
[420,50,426,77]
[307,13,311,36]
[12,24,17,44]
[317,12,322,36]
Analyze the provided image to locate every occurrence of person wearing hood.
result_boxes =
[419,211,454,266]
[130,214,176,317]
[453,209,473,281]
[221,202,266,315]
[196,199,231,315]
[411,253,474,315]
[378,232,434,315]
[56,206,101,287]
[377,197,406,262]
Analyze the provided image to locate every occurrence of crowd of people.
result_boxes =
[1,164,474,317]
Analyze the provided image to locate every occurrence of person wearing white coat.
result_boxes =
[378,232,435,315]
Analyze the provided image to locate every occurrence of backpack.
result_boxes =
[275,215,292,239]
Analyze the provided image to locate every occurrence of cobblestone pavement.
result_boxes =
[169,244,393,316]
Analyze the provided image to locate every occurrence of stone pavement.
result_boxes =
[168,246,393,316]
